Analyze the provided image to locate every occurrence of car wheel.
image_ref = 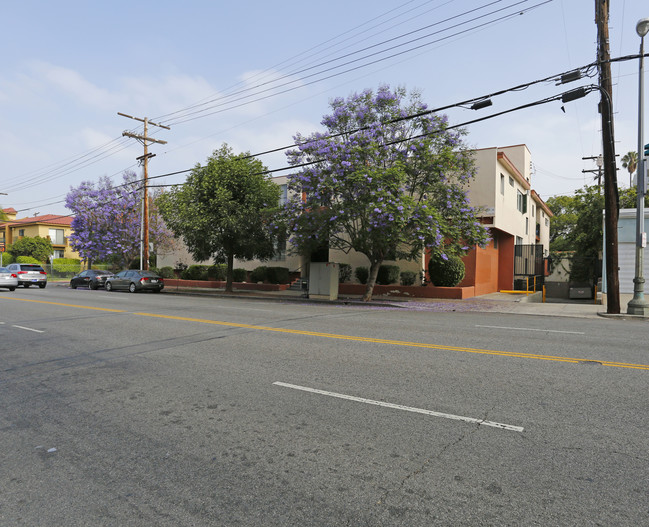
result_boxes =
[9,287,15,292]
[129,282,137,293]
[153,289,161,293]
[39,283,46,289]
[89,282,98,290]
[105,282,113,292]
[70,282,77,289]
[24,284,30,288]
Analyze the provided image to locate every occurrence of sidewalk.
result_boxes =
[160,283,632,319]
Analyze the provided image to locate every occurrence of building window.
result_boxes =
[18,229,25,236]
[509,176,514,187]
[516,236,523,245]
[53,249,64,259]
[279,184,288,207]
[545,218,549,227]
[49,228,65,245]
[517,191,527,214]
[532,205,535,216]
[500,174,505,195]
[270,237,286,261]
[525,218,529,235]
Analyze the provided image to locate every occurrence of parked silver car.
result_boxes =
[5,263,47,288]
[0,267,18,291]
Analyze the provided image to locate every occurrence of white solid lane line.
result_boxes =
[273,382,524,433]
[12,325,44,333]
[476,325,584,335]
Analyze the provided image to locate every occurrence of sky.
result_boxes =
[1,0,647,218]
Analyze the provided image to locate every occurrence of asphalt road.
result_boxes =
[1,285,647,526]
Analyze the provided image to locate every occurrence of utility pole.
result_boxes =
[596,0,620,314]
[118,113,170,270]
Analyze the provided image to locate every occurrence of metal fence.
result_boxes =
[514,244,545,291]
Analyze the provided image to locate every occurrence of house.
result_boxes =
[157,144,552,298]
[458,145,552,295]
[1,208,77,261]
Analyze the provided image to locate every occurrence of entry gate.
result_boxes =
[514,244,545,291]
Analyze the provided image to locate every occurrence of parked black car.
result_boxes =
[105,270,164,293]
[70,269,116,290]
[5,263,47,288]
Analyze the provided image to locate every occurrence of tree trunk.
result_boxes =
[225,252,234,293]
[362,260,382,302]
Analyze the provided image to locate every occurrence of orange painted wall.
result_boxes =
[497,233,515,290]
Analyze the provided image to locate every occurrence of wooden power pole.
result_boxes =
[118,113,170,270]
[595,0,621,314]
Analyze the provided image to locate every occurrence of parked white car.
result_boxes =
[0,267,19,291]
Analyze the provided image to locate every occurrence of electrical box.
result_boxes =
[309,262,339,300]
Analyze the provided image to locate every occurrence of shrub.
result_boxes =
[338,263,352,283]
[52,258,81,275]
[233,268,248,282]
[400,271,417,286]
[428,255,465,287]
[182,264,209,280]
[1,253,14,266]
[355,266,369,284]
[16,256,41,264]
[266,266,290,284]
[250,266,268,283]
[376,264,400,285]
[207,264,227,281]
[159,266,176,279]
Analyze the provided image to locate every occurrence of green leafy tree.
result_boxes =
[283,85,488,301]
[158,144,281,292]
[9,236,53,263]
[547,185,645,281]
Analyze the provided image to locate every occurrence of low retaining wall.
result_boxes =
[339,283,475,299]
[164,279,475,299]
[165,279,290,291]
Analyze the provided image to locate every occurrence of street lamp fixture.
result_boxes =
[627,17,649,316]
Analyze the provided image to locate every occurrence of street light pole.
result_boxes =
[627,17,649,316]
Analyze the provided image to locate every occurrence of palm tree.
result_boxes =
[621,151,638,186]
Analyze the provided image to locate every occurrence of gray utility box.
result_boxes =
[569,285,592,299]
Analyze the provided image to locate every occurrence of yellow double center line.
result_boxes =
[4,297,649,371]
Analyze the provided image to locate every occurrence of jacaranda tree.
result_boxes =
[158,144,281,292]
[65,171,172,269]
[284,85,489,301]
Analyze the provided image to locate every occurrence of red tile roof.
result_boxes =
[6,214,73,226]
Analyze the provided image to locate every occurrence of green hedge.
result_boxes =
[376,265,400,285]
[337,263,352,283]
[158,266,176,278]
[0,253,14,266]
[250,266,267,283]
[266,266,289,284]
[52,258,81,273]
[207,264,227,281]
[428,255,465,287]
[233,268,248,282]
[181,264,210,280]
[16,256,41,264]
[355,266,369,284]
[400,271,417,286]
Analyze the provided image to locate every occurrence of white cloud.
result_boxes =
[28,61,120,110]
